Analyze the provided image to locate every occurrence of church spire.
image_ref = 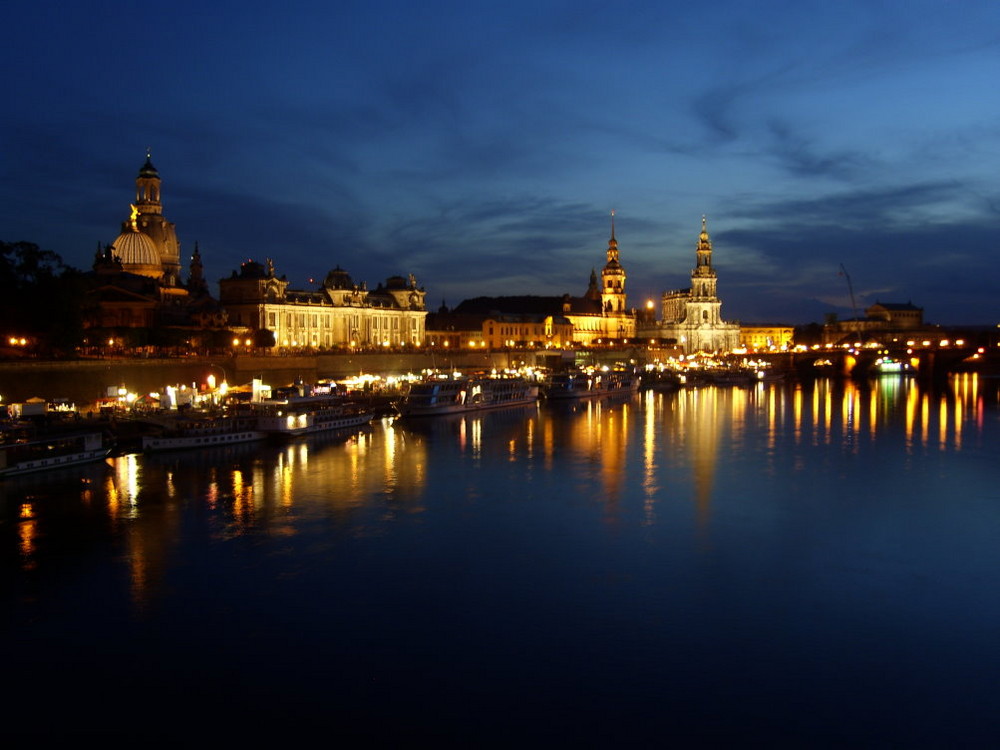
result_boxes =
[187,241,207,293]
[695,214,713,272]
[600,210,626,314]
[606,209,619,265]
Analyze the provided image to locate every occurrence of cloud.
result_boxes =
[763,119,874,181]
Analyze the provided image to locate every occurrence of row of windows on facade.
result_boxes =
[490,324,554,337]
[227,312,422,331]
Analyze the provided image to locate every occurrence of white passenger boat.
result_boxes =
[397,376,539,418]
[542,369,639,400]
[255,397,373,438]
[0,430,112,477]
[141,413,266,452]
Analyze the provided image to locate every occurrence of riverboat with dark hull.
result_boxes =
[641,369,682,392]
[0,430,112,478]
[397,376,540,418]
[141,413,267,452]
[542,369,639,400]
[255,397,373,438]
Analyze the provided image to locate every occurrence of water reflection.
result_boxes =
[4,376,1000,742]
[3,377,997,617]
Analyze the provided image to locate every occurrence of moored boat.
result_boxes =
[543,369,639,400]
[641,369,682,391]
[141,413,266,452]
[255,396,373,437]
[708,368,757,386]
[0,429,112,478]
[397,376,539,418]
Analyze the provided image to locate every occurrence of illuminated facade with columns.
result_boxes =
[219,261,427,349]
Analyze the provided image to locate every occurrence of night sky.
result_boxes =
[3,1,999,325]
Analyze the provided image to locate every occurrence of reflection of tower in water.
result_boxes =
[671,386,751,526]
[544,397,634,514]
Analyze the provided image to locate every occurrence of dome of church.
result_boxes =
[111,229,161,276]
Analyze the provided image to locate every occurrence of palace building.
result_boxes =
[84,154,426,351]
[640,217,740,354]
[218,260,427,350]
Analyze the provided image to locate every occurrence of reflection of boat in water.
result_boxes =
[397,402,538,435]
[255,397,373,438]
[141,412,266,452]
[397,376,539,418]
[543,369,639,400]
[0,429,113,478]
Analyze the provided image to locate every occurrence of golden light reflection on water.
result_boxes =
[18,503,37,570]
[771,374,988,452]
[105,453,141,520]
[8,376,993,613]
[641,391,659,526]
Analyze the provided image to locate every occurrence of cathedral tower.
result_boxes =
[652,216,739,353]
[687,215,722,324]
[601,211,627,314]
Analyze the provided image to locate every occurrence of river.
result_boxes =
[3,375,999,744]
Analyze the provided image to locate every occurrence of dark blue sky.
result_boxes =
[3,1,999,325]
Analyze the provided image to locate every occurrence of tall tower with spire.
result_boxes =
[687,216,722,323]
[119,151,182,285]
[601,210,627,314]
[652,216,740,353]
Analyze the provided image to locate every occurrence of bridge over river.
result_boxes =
[743,338,998,381]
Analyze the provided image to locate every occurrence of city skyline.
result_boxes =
[3,1,999,326]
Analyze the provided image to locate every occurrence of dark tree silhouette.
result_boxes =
[0,241,86,355]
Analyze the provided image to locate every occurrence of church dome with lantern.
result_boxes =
[110,227,162,277]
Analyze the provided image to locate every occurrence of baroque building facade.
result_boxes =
[739,324,795,351]
[640,217,740,354]
[218,261,427,350]
[98,151,183,284]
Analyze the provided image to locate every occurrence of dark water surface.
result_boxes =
[3,376,1000,744]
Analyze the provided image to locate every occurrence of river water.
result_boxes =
[3,375,1000,744]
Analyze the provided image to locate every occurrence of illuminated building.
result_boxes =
[640,216,740,353]
[434,215,637,346]
[424,306,576,349]
[822,301,927,344]
[84,155,226,338]
[740,324,794,351]
[110,152,182,284]
[219,261,427,350]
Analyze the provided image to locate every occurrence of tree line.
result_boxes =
[0,240,86,355]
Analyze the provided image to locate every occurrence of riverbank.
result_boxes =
[0,348,631,409]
